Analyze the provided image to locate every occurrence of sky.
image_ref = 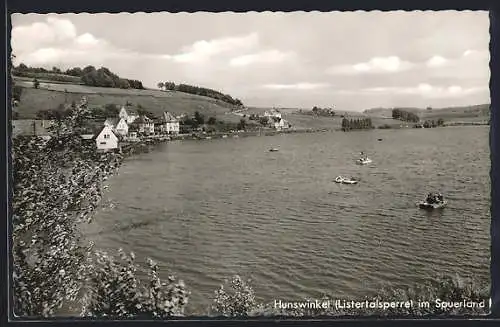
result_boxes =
[11,11,490,111]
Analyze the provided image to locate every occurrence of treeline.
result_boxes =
[12,63,145,89]
[311,106,336,116]
[416,119,445,128]
[392,108,420,122]
[158,81,243,107]
[341,117,373,131]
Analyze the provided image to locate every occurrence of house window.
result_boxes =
[100,142,107,145]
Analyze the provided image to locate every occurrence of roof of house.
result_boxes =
[134,115,153,124]
[96,126,122,141]
[104,117,120,127]
[161,111,178,123]
[121,106,139,116]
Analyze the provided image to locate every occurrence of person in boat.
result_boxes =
[426,192,435,204]
[360,152,367,160]
[437,193,444,203]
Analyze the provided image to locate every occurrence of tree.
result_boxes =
[13,85,23,102]
[207,117,217,125]
[212,275,259,317]
[259,116,269,126]
[157,82,165,90]
[104,104,119,117]
[194,111,205,125]
[82,250,189,318]
[12,98,121,317]
[237,118,246,131]
[33,78,40,89]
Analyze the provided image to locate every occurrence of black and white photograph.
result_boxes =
[10,10,492,318]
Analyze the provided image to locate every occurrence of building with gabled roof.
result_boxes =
[119,106,139,124]
[158,111,180,135]
[95,125,119,151]
[131,115,155,135]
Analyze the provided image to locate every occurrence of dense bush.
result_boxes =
[212,275,489,317]
[212,275,260,317]
[82,250,189,318]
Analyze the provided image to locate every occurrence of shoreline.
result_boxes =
[117,122,488,157]
[118,127,333,156]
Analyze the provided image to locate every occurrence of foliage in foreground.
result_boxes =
[12,96,191,318]
[81,250,189,318]
[12,98,122,317]
[212,275,261,317]
[212,275,490,317]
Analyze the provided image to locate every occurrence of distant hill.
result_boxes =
[364,104,490,120]
[12,63,244,107]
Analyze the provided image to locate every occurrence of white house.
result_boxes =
[119,106,139,124]
[95,125,119,151]
[133,115,155,135]
[159,111,180,135]
[115,118,129,136]
[104,117,129,137]
[264,109,282,119]
[273,118,290,131]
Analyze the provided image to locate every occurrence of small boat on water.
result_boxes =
[378,138,383,141]
[334,176,358,184]
[418,192,447,209]
[418,200,448,209]
[356,158,372,165]
[269,148,279,152]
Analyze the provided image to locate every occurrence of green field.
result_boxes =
[13,79,240,121]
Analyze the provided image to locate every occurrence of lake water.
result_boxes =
[86,126,491,314]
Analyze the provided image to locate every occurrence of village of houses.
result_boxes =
[12,97,292,152]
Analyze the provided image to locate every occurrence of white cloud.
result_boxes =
[262,83,330,90]
[426,55,448,67]
[11,16,77,53]
[171,33,259,63]
[12,16,170,68]
[463,49,489,59]
[75,33,103,47]
[229,50,294,67]
[327,56,414,75]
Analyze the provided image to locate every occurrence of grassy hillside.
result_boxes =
[363,104,490,121]
[13,80,240,121]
